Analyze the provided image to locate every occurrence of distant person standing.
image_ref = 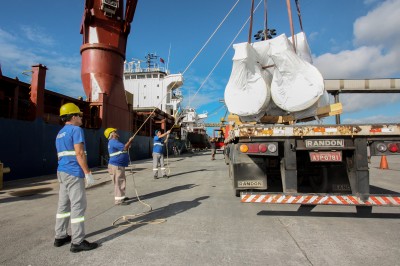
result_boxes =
[153,129,170,179]
[210,138,216,160]
[54,103,98,253]
[104,128,134,205]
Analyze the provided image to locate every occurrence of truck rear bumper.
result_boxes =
[241,192,400,206]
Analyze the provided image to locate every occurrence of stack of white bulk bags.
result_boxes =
[224,42,272,122]
[224,32,328,123]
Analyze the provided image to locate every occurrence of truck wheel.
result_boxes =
[234,189,240,197]
[356,206,372,216]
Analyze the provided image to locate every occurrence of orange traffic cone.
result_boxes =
[379,155,389,170]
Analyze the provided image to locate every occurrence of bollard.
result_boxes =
[0,161,11,190]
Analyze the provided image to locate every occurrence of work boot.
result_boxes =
[54,235,71,247]
[70,240,98,253]
[154,175,159,179]
[162,174,169,179]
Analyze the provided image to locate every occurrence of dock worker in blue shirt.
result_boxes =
[104,128,134,205]
[54,103,98,253]
[153,129,170,179]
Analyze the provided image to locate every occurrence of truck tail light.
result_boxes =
[240,144,249,153]
[240,143,277,154]
[376,142,400,153]
[387,143,399,153]
[258,144,267,153]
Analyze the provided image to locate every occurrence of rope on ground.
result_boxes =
[112,167,167,227]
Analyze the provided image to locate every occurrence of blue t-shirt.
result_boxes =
[153,136,164,154]
[108,139,129,167]
[55,124,86,178]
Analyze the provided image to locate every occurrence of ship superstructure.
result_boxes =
[179,107,209,150]
[123,53,183,117]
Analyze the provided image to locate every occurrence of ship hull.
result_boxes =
[187,132,210,150]
[0,118,152,181]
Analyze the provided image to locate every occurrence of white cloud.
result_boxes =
[313,0,400,116]
[342,113,400,124]
[354,0,400,48]
[20,25,55,46]
[182,69,226,109]
[0,27,83,98]
[315,46,400,79]
[339,93,400,113]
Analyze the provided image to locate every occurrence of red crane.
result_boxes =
[80,0,138,131]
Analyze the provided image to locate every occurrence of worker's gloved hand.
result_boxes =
[85,172,95,187]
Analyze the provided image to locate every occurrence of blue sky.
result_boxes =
[1,0,399,133]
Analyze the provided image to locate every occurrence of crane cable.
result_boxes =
[154,0,245,174]
[189,0,263,109]
[113,0,243,228]
[165,0,264,176]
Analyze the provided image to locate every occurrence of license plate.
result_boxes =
[309,151,342,162]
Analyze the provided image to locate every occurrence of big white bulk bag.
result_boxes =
[288,31,313,64]
[224,42,271,118]
[291,90,331,120]
[269,34,324,112]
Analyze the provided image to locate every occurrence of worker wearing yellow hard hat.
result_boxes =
[54,102,98,252]
[59,102,83,118]
[104,127,134,205]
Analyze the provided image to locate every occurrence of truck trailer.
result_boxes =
[225,79,400,210]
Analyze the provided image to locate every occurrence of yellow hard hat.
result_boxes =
[60,103,82,117]
[104,128,117,138]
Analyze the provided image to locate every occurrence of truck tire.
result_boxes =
[356,206,372,216]
[234,189,240,197]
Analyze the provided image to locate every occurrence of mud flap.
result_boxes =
[232,163,267,190]
[281,139,297,193]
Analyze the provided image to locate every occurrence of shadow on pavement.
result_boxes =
[369,185,400,195]
[87,196,209,244]
[258,204,400,219]
[0,191,54,204]
[167,169,209,178]
[125,184,199,203]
